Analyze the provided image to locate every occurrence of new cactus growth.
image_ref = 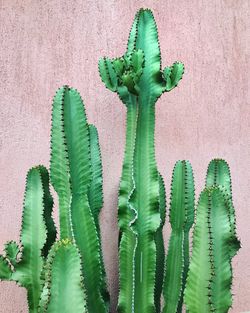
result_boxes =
[0,166,56,313]
[163,160,195,313]
[99,8,184,313]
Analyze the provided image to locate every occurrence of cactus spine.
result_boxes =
[0,166,56,313]
[99,9,184,313]
[184,160,240,313]
[50,86,109,313]
[163,160,195,313]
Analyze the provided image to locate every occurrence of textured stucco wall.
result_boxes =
[0,1,249,312]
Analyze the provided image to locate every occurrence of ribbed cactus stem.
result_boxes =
[50,87,72,239]
[154,174,166,313]
[206,158,240,257]
[185,186,236,313]
[50,86,109,313]
[117,102,138,313]
[39,240,87,313]
[99,8,184,313]
[163,160,195,313]
[0,166,56,313]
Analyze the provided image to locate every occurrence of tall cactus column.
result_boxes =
[99,9,184,313]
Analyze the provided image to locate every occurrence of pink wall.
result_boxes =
[0,1,249,312]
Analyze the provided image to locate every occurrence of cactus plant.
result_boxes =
[99,8,184,313]
[184,160,240,313]
[49,85,109,313]
[0,86,108,313]
[162,160,195,313]
[0,8,241,313]
[0,166,56,313]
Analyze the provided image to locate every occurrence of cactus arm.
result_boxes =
[4,241,20,266]
[185,187,235,313]
[210,188,232,312]
[206,159,240,257]
[163,231,184,313]
[50,87,72,239]
[180,161,195,313]
[126,10,140,56]
[88,124,103,226]
[39,240,87,313]
[11,167,48,312]
[0,256,12,279]
[61,87,107,313]
[117,99,138,313]
[39,166,57,258]
[88,124,109,307]
[184,189,214,313]
[71,194,106,313]
[62,87,91,194]
[206,159,232,195]
[163,62,185,92]
[118,101,138,231]
[154,174,166,313]
[162,161,194,313]
[98,57,119,92]
[118,229,137,313]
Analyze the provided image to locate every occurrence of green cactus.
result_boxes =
[0,86,108,313]
[184,159,240,313]
[185,187,235,313]
[38,240,87,313]
[163,160,195,313]
[0,166,56,313]
[50,86,109,313]
[99,8,184,313]
[206,159,241,257]
[0,8,242,313]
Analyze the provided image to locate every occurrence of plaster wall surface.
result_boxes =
[0,0,249,312]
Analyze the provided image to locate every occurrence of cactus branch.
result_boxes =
[163,160,195,313]
[50,86,109,313]
[206,159,240,258]
[4,241,20,267]
[11,166,52,313]
[185,187,236,313]
[39,240,87,313]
